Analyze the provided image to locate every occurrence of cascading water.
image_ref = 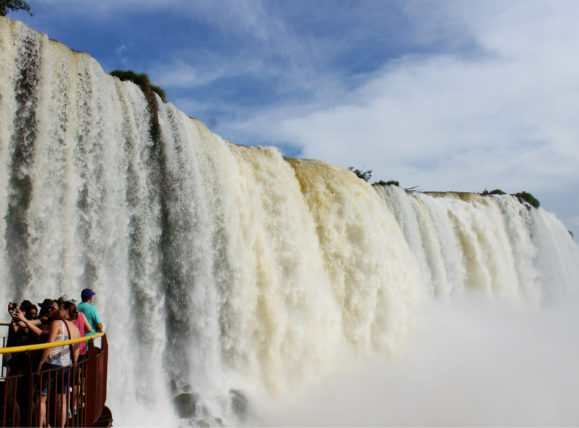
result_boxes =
[2,18,579,426]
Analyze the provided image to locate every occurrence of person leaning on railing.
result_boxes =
[36,300,81,428]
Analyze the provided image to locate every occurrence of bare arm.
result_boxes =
[14,309,43,336]
[95,322,103,333]
[38,321,59,370]
[83,314,92,334]
[69,321,81,362]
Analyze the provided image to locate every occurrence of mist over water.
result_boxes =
[258,295,579,426]
[1,18,579,427]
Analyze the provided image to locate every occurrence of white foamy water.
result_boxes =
[1,17,579,426]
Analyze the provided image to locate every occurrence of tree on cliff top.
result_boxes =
[0,0,32,16]
[348,167,372,182]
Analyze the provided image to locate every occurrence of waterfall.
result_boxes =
[2,18,579,426]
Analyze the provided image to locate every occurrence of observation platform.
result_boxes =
[1,323,111,427]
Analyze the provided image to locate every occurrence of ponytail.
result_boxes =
[62,301,78,321]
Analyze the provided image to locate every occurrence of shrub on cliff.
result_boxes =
[110,70,167,102]
[480,189,506,195]
[514,191,540,209]
[489,189,506,195]
[348,167,372,182]
[110,70,167,142]
[374,180,399,187]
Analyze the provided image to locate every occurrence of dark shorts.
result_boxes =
[40,363,70,396]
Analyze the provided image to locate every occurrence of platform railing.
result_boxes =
[0,328,108,427]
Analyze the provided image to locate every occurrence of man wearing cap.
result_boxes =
[77,288,103,335]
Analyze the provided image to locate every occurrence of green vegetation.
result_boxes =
[489,189,506,195]
[513,191,540,209]
[0,0,32,16]
[480,188,540,209]
[374,180,399,187]
[480,188,506,195]
[349,168,540,211]
[348,166,403,187]
[480,189,506,196]
[347,167,372,182]
[110,70,167,102]
[110,70,167,141]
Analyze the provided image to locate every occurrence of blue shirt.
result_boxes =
[77,302,102,336]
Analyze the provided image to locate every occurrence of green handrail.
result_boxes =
[0,331,106,354]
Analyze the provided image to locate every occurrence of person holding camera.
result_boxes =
[4,301,30,426]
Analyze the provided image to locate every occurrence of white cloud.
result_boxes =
[114,44,127,55]
[153,60,227,89]
[225,1,579,232]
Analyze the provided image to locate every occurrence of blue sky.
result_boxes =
[9,0,579,236]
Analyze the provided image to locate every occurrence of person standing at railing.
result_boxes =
[4,302,26,426]
[37,300,81,428]
[59,296,92,360]
[77,289,103,335]
[5,299,52,425]
[61,295,92,418]
[5,302,46,376]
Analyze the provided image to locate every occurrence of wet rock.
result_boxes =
[230,389,248,420]
[195,419,211,428]
[173,392,198,418]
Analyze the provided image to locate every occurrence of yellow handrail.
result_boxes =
[0,331,106,354]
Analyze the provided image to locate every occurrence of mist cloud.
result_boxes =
[255,295,579,426]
